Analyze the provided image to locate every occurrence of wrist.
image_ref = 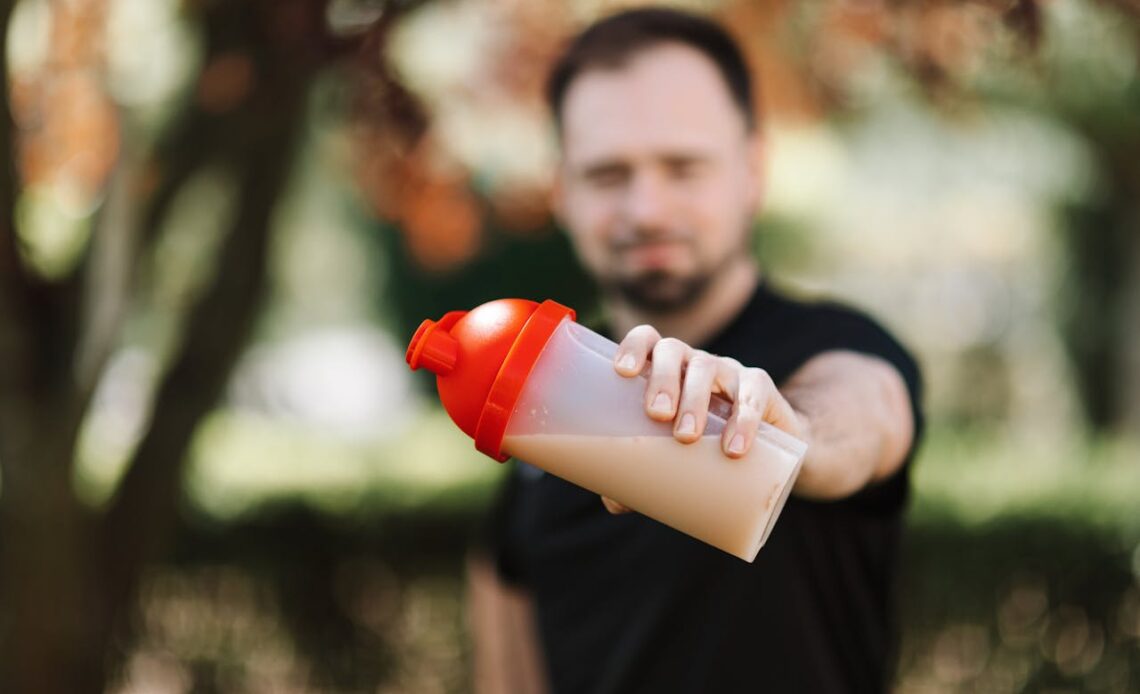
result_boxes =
[791,406,812,449]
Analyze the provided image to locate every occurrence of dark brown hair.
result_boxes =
[546,7,758,132]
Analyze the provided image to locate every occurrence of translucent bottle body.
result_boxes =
[501,318,807,562]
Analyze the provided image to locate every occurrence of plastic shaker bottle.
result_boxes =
[405,298,807,562]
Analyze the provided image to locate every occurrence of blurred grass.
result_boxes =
[897,431,1140,693]
[109,410,1140,692]
[183,407,506,520]
[180,408,1140,539]
[910,428,1140,535]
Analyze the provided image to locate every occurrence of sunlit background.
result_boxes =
[2,0,1138,691]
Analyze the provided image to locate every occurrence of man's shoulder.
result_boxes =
[755,282,885,333]
[735,282,922,390]
[750,283,906,351]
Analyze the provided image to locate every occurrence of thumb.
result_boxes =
[601,496,632,515]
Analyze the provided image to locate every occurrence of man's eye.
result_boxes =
[586,168,628,187]
[668,161,702,180]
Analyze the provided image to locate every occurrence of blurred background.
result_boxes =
[0,0,1137,691]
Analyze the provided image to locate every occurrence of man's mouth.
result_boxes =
[617,240,691,269]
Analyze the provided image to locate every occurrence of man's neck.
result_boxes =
[606,260,760,348]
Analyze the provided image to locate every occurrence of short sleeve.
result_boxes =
[481,464,528,585]
[784,304,925,513]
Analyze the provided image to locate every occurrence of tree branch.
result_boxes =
[0,0,23,292]
[68,97,222,397]
[100,83,308,628]
[136,110,218,252]
[0,0,40,488]
[0,0,30,337]
[72,147,140,396]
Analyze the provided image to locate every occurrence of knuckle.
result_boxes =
[746,366,772,385]
[719,355,743,370]
[690,372,708,387]
[741,369,772,395]
[690,351,714,366]
[734,410,761,430]
[632,324,659,340]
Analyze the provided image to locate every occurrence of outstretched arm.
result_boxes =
[606,326,915,505]
[778,350,914,499]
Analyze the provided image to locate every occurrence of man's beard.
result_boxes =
[599,226,750,313]
[604,270,714,313]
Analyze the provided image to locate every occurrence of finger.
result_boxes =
[722,367,769,457]
[674,350,718,443]
[645,337,689,421]
[710,355,744,399]
[613,324,662,377]
[722,367,798,458]
[601,496,632,514]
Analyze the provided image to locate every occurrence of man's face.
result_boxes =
[554,42,762,313]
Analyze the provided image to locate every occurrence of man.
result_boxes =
[468,8,923,693]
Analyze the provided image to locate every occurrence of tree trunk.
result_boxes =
[1059,138,1140,434]
[0,448,108,693]
[0,0,326,688]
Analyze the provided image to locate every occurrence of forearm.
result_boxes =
[466,552,548,694]
[781,351,914,500]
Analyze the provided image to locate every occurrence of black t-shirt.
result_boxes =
[487,281,924,694]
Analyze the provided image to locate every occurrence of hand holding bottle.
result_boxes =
[601,325,805,515]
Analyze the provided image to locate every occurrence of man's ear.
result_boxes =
[550,162,569,228]
[745,132,765,212]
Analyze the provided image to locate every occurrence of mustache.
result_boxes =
[609,231,694,252]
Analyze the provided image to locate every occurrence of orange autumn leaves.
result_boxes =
[10,0,1060,275]
[352,0,1048,274]
[349,0,566,273]
[11,0,117,204]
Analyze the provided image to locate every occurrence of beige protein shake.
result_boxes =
[503,432,802,562]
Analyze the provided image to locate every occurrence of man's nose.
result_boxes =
[624,172,670,231]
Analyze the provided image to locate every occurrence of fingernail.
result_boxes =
[651,392,672,414]
[617,353,637,371]
[677,412,696,435]
[728,434,745,454]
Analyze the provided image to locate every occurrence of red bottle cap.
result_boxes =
[406,299,576,461]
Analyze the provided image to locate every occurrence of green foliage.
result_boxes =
[376,221,600,344]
